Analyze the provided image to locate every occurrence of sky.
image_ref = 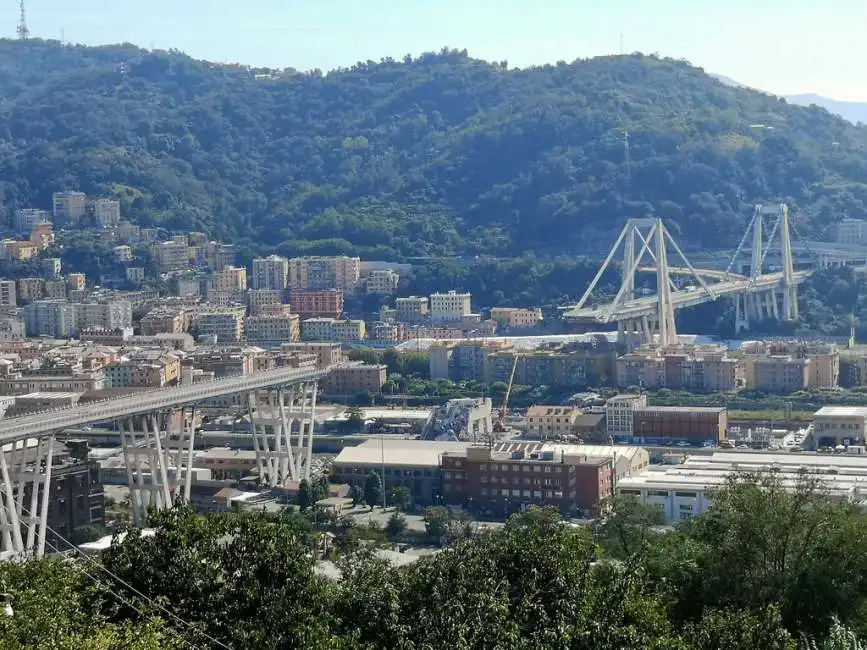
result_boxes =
[4,0,867,101]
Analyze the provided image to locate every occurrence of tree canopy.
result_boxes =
[0,40,864,262]
[4,474,867,648]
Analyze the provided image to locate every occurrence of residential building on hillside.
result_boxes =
[288,256,360,294]
[14,208,50,235]
[17,277,44,303]
[153,240,189,273]
[191,309,245,344]
[395,296,429,324]
[245,306,300,345]
[291,289,344,319]
[324,363,387,394]
[0,281,15,307]
[365,269,400,295]
[430,291,472,323]
[301,318,365,343]
[489,307,543,329]
[252,255,289,290]
[23,300,76,337]
[89,198,121,228]
[247,289,285,315]
[52,191,87,226]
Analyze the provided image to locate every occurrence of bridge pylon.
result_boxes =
[573,217,714,347]
[726,203,798,332]
[248,380,318,488]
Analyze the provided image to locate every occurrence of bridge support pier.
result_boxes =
[120,409,197,526]
[248,381,318,488]
[0,436,55,559]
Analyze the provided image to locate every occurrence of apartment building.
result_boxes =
[23,300,76,337]
[741,341,839,390]
[44,280,66,299]
[291,289,344,319]
[252,255,289,290]
[395,296,429,324]
[835,219,867,246]
[301,318,365,343]
[525,405,583,439]
[202,242,236,271]
[52,191,87,226]
[324,363,387,394]
[14,208,51,235]
[0,370,105,395]
[247,289,285,315]
[489,307,543,329]
[153,240,189,273]
[484,344,617,390]
[441,445,614,518]
[67,273,86,292]
[615,344,738,391]
[245,306,300,345]
[126,267,145,285]
[141,308,185,335]
[429,291,472,323]
[605,393,648,440]
[288,256,360,294]
[430,340,511,382]
[17,277,44,303]
[0,281,16,307]
[30,222,54,250]
[75,300,133,332]
[89,198,121,228]
[280,342,345,370]
[113,245,132,262]
[365,269,400,295]
[192,309,245,344]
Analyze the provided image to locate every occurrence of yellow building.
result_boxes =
[525,405,583,439]
[489,307,543,329]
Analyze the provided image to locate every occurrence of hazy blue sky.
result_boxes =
[3,0,866,100]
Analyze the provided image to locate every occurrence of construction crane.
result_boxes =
[493,354,521,434]
[16,1,29,40]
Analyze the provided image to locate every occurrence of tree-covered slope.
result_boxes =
[1,39,866,259]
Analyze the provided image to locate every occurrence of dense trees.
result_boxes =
[4,474,867,647]
[0,40,865,264]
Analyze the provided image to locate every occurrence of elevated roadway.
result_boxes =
[0,365,328,444]
[565,269,812,323]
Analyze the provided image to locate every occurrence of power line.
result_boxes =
[18,507,233,650]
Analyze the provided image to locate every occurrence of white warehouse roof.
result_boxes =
[333,438,469,468]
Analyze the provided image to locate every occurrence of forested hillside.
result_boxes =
[0,39,866,260]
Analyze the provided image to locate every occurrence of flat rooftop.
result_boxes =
[635,406,726,414]
[814,406,867,418]
[334,438,469,469]
[618,450,867,498]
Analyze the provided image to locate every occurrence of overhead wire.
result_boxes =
[18,505,233,650]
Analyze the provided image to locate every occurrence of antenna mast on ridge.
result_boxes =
[16,1,29,40]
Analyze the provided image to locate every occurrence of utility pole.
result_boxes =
[16,1,29,41]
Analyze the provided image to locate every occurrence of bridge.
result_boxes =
[0,364,328,558]
[565,204,815,344]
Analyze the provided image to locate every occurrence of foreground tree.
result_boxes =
[364,471,384,510]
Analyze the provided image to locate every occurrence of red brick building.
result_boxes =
[441,446,613,518]
[632,406,727,445]
[290,289,344,319]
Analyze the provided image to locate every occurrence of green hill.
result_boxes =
[0,40,866,260]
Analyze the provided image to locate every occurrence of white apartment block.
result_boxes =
[252,255,289,290]
[430,291,472,323]
[835,219,867,246]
